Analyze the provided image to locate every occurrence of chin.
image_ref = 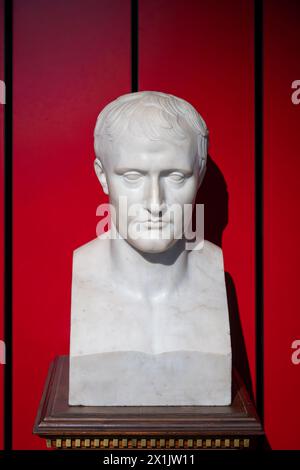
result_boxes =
[127,237,176,254]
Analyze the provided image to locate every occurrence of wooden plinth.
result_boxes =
[33,356,263,450]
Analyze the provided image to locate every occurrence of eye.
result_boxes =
[168,172,185,183]
[123,172,142,182]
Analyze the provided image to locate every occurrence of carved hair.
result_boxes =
[94,91,208,176]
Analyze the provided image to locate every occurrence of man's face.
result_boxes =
[100,129,200,253]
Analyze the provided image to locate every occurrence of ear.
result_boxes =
[197,165,206,189]
[94,158,109,195]
[196,157,207,190]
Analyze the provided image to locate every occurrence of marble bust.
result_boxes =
[69,91,232,406]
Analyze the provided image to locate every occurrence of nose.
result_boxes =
[145,176,165,217]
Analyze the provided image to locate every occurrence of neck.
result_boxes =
[109,230,188,302]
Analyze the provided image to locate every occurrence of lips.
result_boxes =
[144,220,168,229]
[132,218,168,228]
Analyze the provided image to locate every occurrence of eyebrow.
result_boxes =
[114,167,193,174]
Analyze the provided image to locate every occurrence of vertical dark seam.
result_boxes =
[4,0,13,451]
[131,0,138,92]
[254,0,264,425]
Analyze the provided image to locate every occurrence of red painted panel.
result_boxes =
[13,0,131,449]
[140,0,255,398]
[264,0,300,450]
[0,0,4,451]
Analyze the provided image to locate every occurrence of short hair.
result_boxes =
[94,91,208,176]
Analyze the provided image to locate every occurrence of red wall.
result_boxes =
[8,0,300,451]
[12,0,131,449]
[264,0,300,450]
[12,0,256,449]
[0,0,4,451]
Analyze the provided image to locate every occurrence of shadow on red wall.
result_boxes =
[197,155,254,401]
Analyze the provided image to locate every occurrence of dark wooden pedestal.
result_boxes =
[33,356,263,450]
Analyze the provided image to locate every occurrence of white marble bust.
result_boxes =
[69,91,231,406]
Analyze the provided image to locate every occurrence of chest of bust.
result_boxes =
[70,275,230,357]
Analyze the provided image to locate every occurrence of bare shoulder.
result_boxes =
[73,235,111,273]
[74,235,109,256]
[188,240,225,272]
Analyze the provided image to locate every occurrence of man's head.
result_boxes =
[94,91,208,253]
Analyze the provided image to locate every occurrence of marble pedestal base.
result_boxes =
[69,350,231,406]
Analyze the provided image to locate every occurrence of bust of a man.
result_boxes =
[69,91,231,406]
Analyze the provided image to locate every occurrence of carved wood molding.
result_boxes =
[46,436,251,450]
